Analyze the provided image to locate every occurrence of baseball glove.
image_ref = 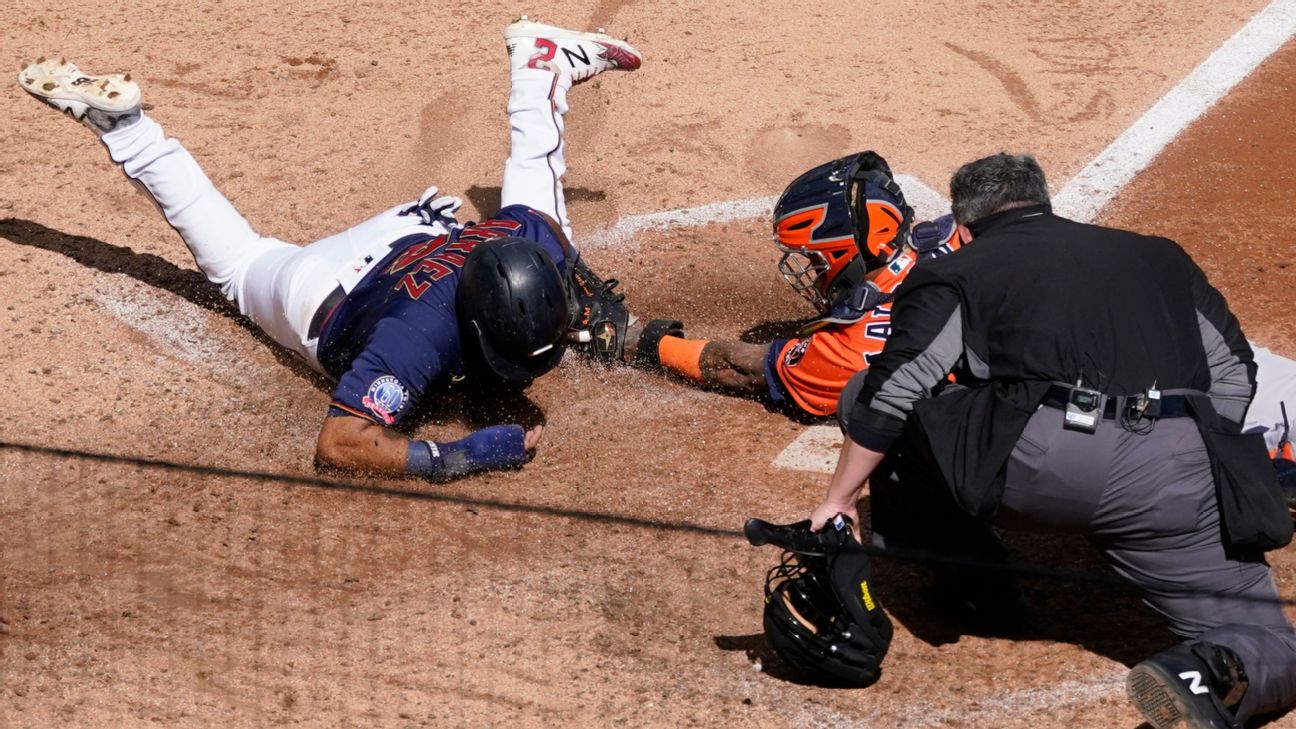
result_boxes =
[567,255,635,362]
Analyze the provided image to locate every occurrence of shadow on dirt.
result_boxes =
[0,217,546,434]
[403,378,547,432]
[463,185,605,219]
[873,534,1172,667]
[866,494,1178,668]
[728,499,1180,690]
[0,217,331,390]
[713,633,880,688]
[740,318,812,343]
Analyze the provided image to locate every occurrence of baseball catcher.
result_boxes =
[619,151,962,418]
[19,18,645,483]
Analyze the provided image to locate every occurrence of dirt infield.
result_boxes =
[3,2,1295,727]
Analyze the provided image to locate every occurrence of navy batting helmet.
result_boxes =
[773,151,914,313]
[457,237,569,382]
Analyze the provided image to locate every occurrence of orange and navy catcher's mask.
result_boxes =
[773,151,914,313]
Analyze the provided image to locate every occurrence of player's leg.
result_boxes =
[18,59,325,349]
[499,19,641,244]
[18,58,417,366]
[1085,418,1296,723]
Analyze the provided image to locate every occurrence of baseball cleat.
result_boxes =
[1127,642,1247,729]
[18,57,141,128]
[504,17,642,84]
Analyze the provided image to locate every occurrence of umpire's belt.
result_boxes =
[308,285,348,340]
[1041,385,1191,420]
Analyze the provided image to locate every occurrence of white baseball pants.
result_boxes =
[1247,343,1296,451]
[98,69,574,371]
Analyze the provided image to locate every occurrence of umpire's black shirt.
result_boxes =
[844,204,1255,516]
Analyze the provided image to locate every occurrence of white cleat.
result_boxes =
[18,56,140,122]
[504,18,642,84]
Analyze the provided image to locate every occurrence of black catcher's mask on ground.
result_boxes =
[746,517,894,685]
[457,237,569,383]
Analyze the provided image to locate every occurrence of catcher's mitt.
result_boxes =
[567,255,635,362]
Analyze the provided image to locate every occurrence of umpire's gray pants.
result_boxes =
[997,406,1296,720]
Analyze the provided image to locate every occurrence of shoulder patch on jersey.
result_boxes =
[887,252,913,276]
[784,339,810,368]
[361,375,408,425]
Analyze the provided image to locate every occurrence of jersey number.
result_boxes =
[392,219,525,300]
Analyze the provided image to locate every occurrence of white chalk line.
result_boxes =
[900,669,1128,728]
[96,280,249,387]
[1052,0,1296,222]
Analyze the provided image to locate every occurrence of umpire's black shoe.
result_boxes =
[1127,641,1248,729]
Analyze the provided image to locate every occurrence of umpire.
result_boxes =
[808,153,1296,727]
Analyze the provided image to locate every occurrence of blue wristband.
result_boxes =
[406,425,528,482]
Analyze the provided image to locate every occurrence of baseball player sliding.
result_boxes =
[19,18,644,483]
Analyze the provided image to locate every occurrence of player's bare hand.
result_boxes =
[524,424,544,452]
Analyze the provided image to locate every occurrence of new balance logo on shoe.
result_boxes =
[1178,670,1210,695]
[561,46,591,67]
[503,18,642,85]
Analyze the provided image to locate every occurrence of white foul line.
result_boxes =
[1051,0,1296,222]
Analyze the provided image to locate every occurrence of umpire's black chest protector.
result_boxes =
[878,206,1277,535]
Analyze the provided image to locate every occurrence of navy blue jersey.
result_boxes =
[318,205,568,426]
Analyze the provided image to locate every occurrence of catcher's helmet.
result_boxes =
[773,151,914,313]
[761,545,893,686]
[457,237,569,382]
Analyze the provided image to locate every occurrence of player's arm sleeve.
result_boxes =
[770,321,891,418]
[763,339,794,404]
[845,272,964,451]
[1183,244,1255,427]
[328,319,442,428]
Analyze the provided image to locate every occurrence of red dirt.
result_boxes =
[2,3,1293,727]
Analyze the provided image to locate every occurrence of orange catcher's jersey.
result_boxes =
[768,306,893,416]
[762,217,960,417]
